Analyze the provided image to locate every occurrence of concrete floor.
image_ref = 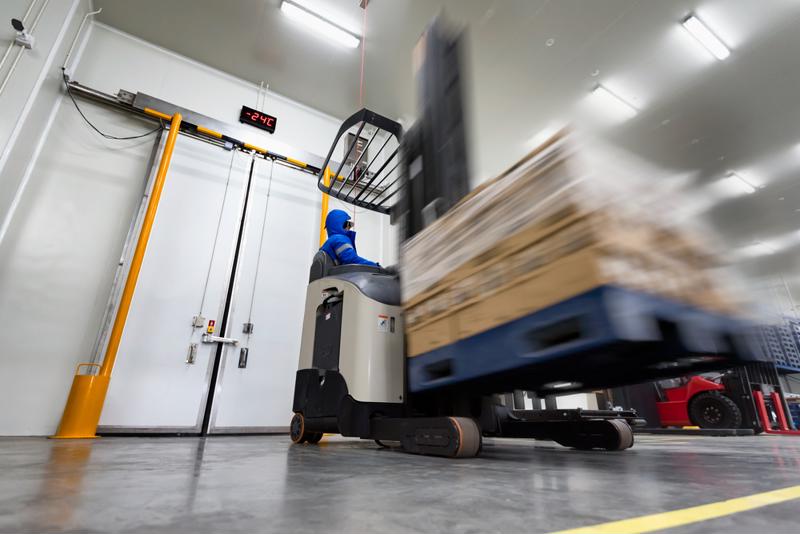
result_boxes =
[1,434,800,533]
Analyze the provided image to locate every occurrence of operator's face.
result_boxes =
[344,220,354,231]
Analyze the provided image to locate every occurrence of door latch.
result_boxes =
[186,343,198,364]
[201,333,239,346]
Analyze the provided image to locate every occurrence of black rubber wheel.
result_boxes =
[605,419,634,451]
[555,419,634,451]
[688,391,742,429]
[305,432,323,444]
[290,413,307,444]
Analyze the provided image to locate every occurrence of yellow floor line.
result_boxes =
[549,485,800,534]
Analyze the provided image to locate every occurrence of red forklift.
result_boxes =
[655,362,800,434]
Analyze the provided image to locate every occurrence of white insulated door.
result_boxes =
[99,135,250,431]
[98,135,319,433]
[208,158,319,433]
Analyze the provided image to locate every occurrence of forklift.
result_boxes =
[655,362,800,434]
[288,19,757,457]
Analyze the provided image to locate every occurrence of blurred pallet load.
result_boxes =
[402,131,760,393]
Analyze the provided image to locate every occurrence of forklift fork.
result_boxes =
[494,406,643,451]
[753,390,800,435]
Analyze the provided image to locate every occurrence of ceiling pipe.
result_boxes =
[62,7,102,76]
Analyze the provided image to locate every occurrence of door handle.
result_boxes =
[202,333,239,346]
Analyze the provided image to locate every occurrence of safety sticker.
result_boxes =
[377,314,389,333]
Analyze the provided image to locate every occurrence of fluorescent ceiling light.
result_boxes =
[681,15,730,60]
[589,84,638,120]
[713,171,757,196]
[525,122,565,149]
[739,241,777,258]
[280,1,360,49]
[546,381,579,390]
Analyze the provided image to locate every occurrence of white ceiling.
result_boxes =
[93,0,800,306]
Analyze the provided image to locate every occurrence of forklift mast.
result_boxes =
[314,17,470,242]
[395,17,471,240]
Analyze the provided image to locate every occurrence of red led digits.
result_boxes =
[239,105,277,133]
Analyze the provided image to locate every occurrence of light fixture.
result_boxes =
[545,381,580,390]
[280,0,360,49]
[739,241,777,258]
[681,15,730,60]
[525,122,565,149]
[589,84,638,119]
[715,171,757,196]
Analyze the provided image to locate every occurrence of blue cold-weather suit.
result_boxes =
[319,209,378,267]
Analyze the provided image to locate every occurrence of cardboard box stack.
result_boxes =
[401,131,737,358]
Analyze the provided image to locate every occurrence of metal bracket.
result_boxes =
[192,315,205,328]
[116,89,136,105]
[242,322,254,334]
[202,333,239,346]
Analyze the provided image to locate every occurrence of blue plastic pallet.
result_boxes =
[408,284,763,394]
[757,318,800,370]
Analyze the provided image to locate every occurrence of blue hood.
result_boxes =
[325,209,356,243]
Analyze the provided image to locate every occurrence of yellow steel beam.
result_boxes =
[243,142,268,154]
[143,107,172,121]
[196,125,223,139]
[319,166,331,247]
[53,113,184,438]
[286,156,308,169]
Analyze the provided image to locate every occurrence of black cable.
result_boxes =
[62,71,162,140]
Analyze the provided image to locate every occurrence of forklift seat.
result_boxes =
[309,250,336,282]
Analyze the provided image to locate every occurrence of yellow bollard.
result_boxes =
[53,112,183,438]
[52,364,109,439]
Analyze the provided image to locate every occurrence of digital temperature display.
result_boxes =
[239,105,277,134]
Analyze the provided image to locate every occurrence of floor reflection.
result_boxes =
[29,440,94,531]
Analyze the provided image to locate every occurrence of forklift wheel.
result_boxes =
[554,419,634,451]
[306,432,324,444]
[688,391,742,429]
[449,417,482,458]
[290,413,321,444]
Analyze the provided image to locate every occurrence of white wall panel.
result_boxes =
[0,102,157,435]
[75,23,340,159]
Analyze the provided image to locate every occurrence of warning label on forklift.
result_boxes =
[377,314,389,333]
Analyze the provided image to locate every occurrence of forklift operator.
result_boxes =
[320,209,379,267]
